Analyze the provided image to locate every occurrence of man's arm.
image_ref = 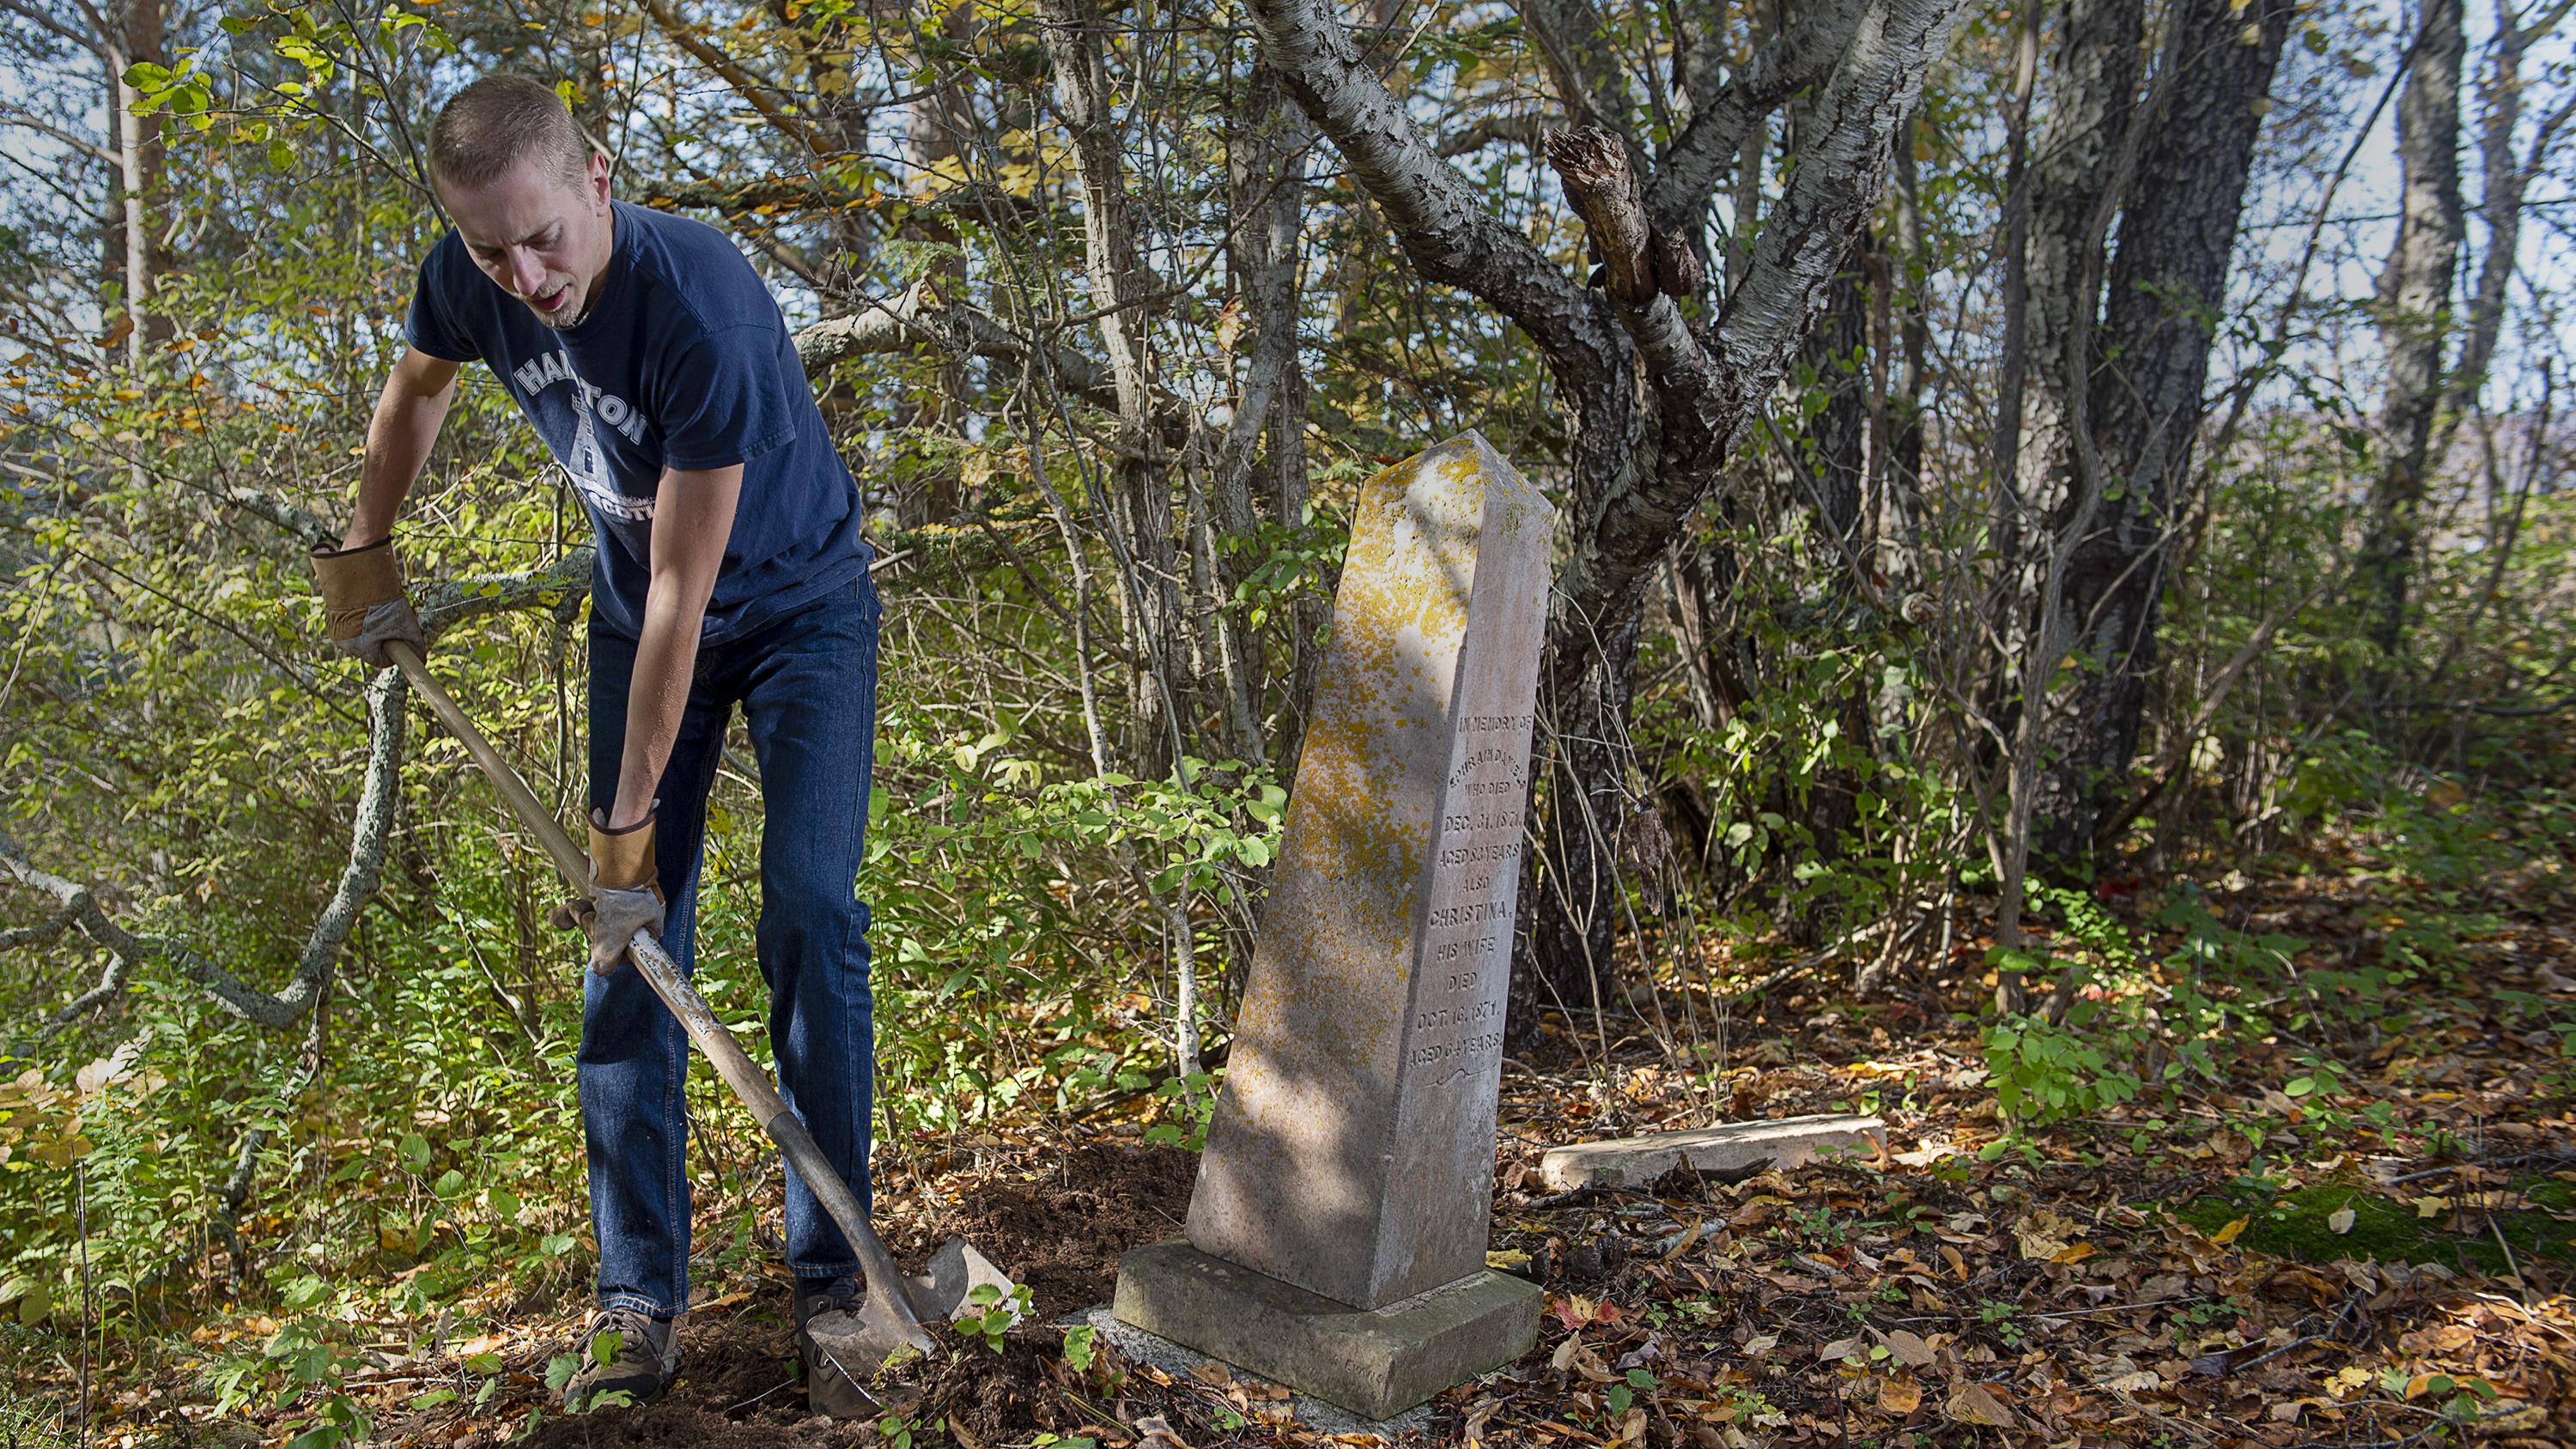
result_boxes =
[605,464,744,830]
[343,346,462,548]
[312,347,459,666]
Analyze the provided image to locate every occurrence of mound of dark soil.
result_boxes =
[908,1326,1086,1440]
[906,1141,1196,1319]
[437,1143,1190,1446]
[470,1304,857,1449]
[502,1399,865,1448]
[485,1319,1091,1448]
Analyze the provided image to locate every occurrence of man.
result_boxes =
[310,74,883,1409]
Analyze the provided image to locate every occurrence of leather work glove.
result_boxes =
[549,807,665,975]
[310,536,427,668]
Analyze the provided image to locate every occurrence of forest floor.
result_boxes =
[39,845,2576,1449]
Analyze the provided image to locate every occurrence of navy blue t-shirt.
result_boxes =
[405,201,869,644]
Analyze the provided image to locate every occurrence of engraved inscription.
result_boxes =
[1180,432,1555,1312]
[1411,707,1530,1088]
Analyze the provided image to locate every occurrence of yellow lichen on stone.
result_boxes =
[1185,429,1556,1310]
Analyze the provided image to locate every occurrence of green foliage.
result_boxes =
[1141,1071,1218,1148]
[2494,994,2576,1103]
[2165,1298,2243,1349]
[1225,512,1350,631]
[1967,759,2565,1135]
[954,1281,1034,1352]
[2278,732,2523,906]
[1972,1299,2026,1349]
[863,710,1287,1133]
[201,1278,372,1449]
[0,1391,73,1449]
[1631,543,1954,946]
[1980,1012,2142,1125]
[1,0,2572,1431]
[533,1328,638,1414]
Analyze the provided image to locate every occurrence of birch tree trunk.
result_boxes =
[1984,0,2039,619]
[1225,61,1320,773]
[1784,234,1872,940]
[2010,0,2146,535]
[2356,0,2466,663]
[1988,0,2142,772]
[104,0,167,367]
[1878,118,1929,601]
[2435,1,2567,478]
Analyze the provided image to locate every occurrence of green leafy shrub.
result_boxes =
[1980,1012,2141,1125]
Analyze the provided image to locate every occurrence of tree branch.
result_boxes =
[794,280,1121,412]
[1520,0,1646,150]
[1241,0,1614,367]
[1648,0,1868,233]
[0,104,118,167]
[1437,112,1550,157]
[3,670,409,1028]
[0,892,88,953]
[635,173,1048,235]
[634,0,833,156]
[416,549,596,635]
[1546,0,1962,681]
[1547,125,1704,306]
[221,482,596,635]
[634,173,863,215]
[0,0,104,53]
[222,485,334,543]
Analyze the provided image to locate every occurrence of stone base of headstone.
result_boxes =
[1537,1113,1886,1191]
[1059,1308,1436,1438]
[1112,1240,1541,1421]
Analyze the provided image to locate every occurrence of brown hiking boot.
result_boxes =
[562,1307,679,1409]
[795,1274,874,1418]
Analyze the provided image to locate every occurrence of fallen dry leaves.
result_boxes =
[32,854,2576,1448]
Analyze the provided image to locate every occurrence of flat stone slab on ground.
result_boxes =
[1111,1240,1540,1422]
[1537,1113,1886,1191]
[1061,1307,1435,1440]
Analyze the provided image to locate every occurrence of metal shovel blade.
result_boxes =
[905,1237,1020,1320]
[805,1293,934,1418]
[805,1238,1022,1416]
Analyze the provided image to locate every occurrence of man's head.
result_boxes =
[428,76,615,330]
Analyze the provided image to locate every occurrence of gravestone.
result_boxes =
[1112,432,1550,1419]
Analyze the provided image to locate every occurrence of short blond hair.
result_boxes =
[428,75,592,192]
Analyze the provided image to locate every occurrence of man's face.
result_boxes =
[441,152,615,329]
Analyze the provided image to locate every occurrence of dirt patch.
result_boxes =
[908,1326,1085,1440]
[412,1143,1189,1447]
[462,1318,1092,1449]
[904,1142,1197,1319]
[447,1302,855,1449]
[500,1399,866,1449]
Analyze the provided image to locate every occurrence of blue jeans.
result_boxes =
[580,573,881,1317]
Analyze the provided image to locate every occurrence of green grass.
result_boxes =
[2172,1178,2576,1273]
[0,1391,75,1449]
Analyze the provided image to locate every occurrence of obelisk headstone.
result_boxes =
[1112,432,1549,1419]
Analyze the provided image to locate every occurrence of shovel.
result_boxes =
[380,640,1014,1392]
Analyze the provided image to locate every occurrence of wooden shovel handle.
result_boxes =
[379,642,931,1334]
[383,642,592,888]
